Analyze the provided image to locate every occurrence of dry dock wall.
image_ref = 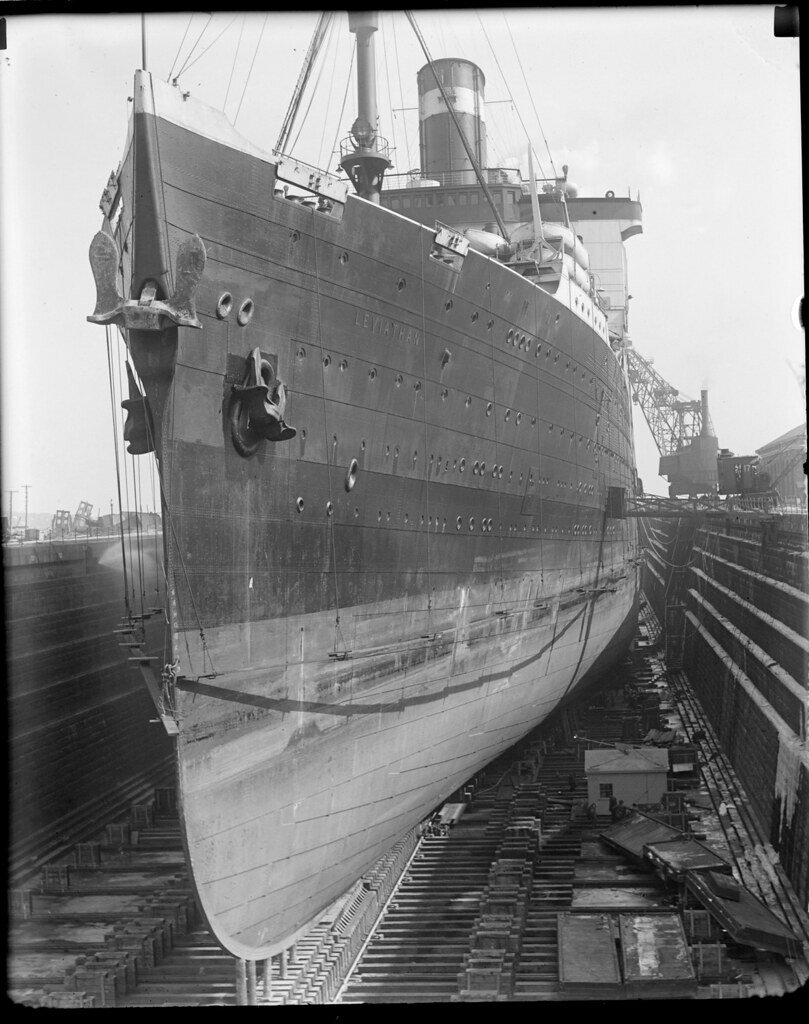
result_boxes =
[642,514,809,908]
[6,540,172,865]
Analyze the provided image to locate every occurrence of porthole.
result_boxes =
[459,458,466,472]
[456,516,463,531]
[395,374,403,387]
[471,311,479,323]
[323,354,331,368]
[469,517,475,531]
[498,466,504,479]
[340,251,349,265]
[361,439,367,451]
[326,501,334,517]
[354,507,360,518]
[413,381,422,392]
[507,329,514,344]
[516,413,522,425]
[291,230,301,243]
[397,277,406,291]
[301,428,307,440]
[445,299,453,311]
[505,409,511,422]
[473,462,480,475]
[237,298,254,326]
[492,466,498,479]
[369,367,377,380]
[378,511,383,522]
[296,497,305,513]
[465,396,472,407]
[555,314,560,323]
[487,319,494,330]
[404,513,409,524]
[339,359,348,372]
[296,346,306,360]
[441,388,449,400]
[345,459,359,492]
[486,403,493,416]
[216,292,233,319]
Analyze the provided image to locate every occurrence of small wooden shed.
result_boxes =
[585,746,669,814]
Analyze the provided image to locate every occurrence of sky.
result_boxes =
[0,7,803,522]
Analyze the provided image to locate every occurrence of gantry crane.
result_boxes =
[623,346,718,496]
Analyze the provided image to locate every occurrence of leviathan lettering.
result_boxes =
[354,309,420,345]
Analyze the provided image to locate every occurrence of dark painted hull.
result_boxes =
[105,74,641,957]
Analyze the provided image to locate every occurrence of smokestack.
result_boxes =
[417,59,487,184]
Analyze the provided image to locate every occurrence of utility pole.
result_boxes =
[8,490,17,535]
[22,484,30,532]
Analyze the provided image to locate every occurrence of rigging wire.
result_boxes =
[391,14,414,172]
[405,9,509,239]
[105,326,130,616]
[137,361,217,680]
[473,9,549,181]
[275,11,334,155]
[174,13,213,81]
[502,14,558,178]
[329,39,356,171]
[288,13,337,155]
[380,16,400,175]
[180,13,239,76]
[234,13,269,124]
[113,336,137,612]
[223,14,246,114]
[315,16,342,169]
[167,14,194,83]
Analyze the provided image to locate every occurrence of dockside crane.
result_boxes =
[624,344,805,505]
[624,346,718,497]
[624,347,706,457]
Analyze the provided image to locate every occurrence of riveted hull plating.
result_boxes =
[106,74,641,958]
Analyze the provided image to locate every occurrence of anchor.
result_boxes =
[230,348,296,456]
[87,230,206,331]
[121,361,154,455]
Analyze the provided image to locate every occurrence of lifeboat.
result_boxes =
[511,221,590,272]
[464,227,510,257]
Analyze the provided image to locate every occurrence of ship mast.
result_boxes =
[338,12,391,203]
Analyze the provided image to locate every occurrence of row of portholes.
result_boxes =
[309,348,608,423]
[294,498,620,539]
[216,293,254,325]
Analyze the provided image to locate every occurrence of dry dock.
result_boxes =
[9,589,809,1005]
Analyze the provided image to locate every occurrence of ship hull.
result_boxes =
[108,74,641,957]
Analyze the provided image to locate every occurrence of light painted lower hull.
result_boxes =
[175,573,638,958]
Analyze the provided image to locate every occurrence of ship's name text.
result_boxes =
[354,309,420,345]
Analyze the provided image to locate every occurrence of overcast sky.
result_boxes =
[0,7,803,521]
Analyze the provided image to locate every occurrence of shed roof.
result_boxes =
[584,746,669,774]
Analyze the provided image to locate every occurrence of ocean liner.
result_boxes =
[87,12,643,959]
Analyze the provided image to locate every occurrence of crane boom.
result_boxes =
[624,347,703,457]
